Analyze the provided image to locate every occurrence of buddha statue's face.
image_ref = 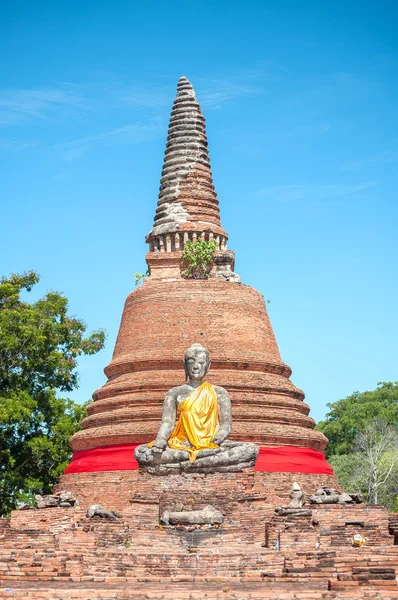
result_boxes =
[184,351,209,382]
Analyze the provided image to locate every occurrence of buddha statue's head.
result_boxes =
[184,343,211,382]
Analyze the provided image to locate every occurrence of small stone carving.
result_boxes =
[135,344,258,474]
[19,503,34,510]
[34,491,79,509]
[59,491,79,505]
[275,483,312,517]
[310,487,340,504]
[348,493,363,504]
[338,492,355,504]
[160,505,224,526]
[288,482,306,508]
[86,505,121,520]
[275,508,313,517]
[213,252,241,283]
[310,486,361,505]
[35,495,59,509]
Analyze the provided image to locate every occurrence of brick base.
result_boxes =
[0,469,397,598]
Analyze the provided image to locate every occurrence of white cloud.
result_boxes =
[256,181,377,203]
[198,82,260,109]
[0,138,37,150]
[0,86,92,127]
[56,122,164,160]
[281,122,330,140]
[342,149,398,170]
[122,87,171,109]
[0,65,284,155]
[122,75,262,111]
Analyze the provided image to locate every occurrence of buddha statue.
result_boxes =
[134,343,259,474]
[274,482,312,517]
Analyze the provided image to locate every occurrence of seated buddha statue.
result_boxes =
[134,343,258,474]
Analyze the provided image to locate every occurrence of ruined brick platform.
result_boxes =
[1,470,397,598]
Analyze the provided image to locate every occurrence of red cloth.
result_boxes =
[64,443,333,475]
[64,444,140,474]
[254,445,334,475]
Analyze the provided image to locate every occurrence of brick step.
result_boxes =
[330,580,398,591]
[0,550,287,581]
[3,580,398,600]
[1,546,397,584]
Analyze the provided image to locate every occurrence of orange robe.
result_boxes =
[149,381,219,463]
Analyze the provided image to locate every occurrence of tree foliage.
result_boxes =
[0,271,105,516]
[329,425,398,510]
[328,453,364,493]
[316,382,398,457]
[181,239,218,279]
[318,383,398,510]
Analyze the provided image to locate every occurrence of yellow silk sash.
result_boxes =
[149,381,219,463]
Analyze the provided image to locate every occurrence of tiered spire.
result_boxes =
[146,77,228,252]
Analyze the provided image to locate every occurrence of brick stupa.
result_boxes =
[2,78,397,600]
[66,76,329,472]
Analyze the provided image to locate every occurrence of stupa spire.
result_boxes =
[146,76,228,252]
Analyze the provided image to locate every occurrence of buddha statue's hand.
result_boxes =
[151,439,166,463]
[211,433,226,445]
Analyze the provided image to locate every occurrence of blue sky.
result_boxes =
[1,0,397,422]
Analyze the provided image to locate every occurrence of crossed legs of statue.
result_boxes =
[135,440,259,474]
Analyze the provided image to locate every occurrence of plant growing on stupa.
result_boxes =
[0,271,106,516]
[181,239,218,279]
[134,270,149,287]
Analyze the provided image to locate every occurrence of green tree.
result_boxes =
[316,382,398,457]
[328,453,364,492]
[329,421,398,510]
[0,271,105,516]
[353,419,398,506]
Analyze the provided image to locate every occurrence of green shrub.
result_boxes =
[181,239,218,279]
